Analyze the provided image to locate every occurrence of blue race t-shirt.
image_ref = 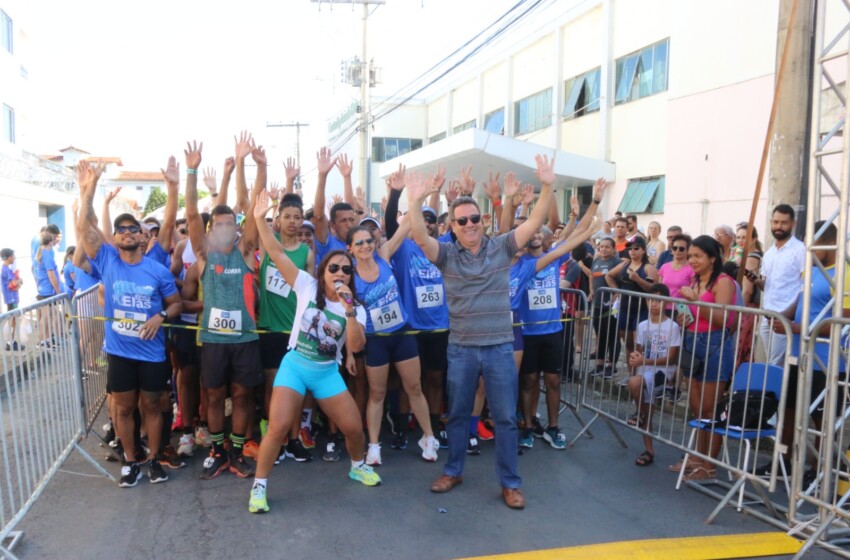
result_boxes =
[74,258,102,293]
[519,252,570,336]
[391,238,448,331]
[1,265,20,305]
[94,243,178,362]
[510,256,538,312]
[146,243,171,267]
[354,255,409,335]
[35,246,58,296]
[315,234,347,272]
[62,264,75,295]
[791,264,848,372]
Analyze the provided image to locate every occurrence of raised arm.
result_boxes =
[384,164,405,238]
[233,131,253,215]
[284,157,300,195]
[240,144,267,257]
[483,171,503,234]
[76,162,107,259]
[254,189,299,287]
[218,158,235,207]
[312,147,337,244]
[405,172,440,262]
[500,172,520,233]
[535,217,600,273]
[183,140,206,262]
[101,186,121,240]
[514,154,555,247]
[337,154,355,207]
[157,156,179,253]
[429,165,445,212]
[378,216,411,261]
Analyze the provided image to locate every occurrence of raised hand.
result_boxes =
[223,157,236,177]
[592,177,609,201]
[184,140,203,170]
[380,195,388,214]
[432,164,446,190]
[254,189,274,221]
[534,153,556,185]
[504,171,520,201]
[405,171,438,203]
[445,179,460,204]
[235,131,253,160]
[284,157,300,181]
[389,163,406,191]
[202,166,217,191]
[484,171,501,201]
[336,153,353,177]
[331,194,343,206]
[105,186,124,203]
[251,144,267,166]
[521,183,535,206]
[570,193,580,216]
[317,147,336,176]
[354,186,367,213]
[460,166,475,195]
[482,213,493,230]
[160,156,179,185]
[269,181,281,202]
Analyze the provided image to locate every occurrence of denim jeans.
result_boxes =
[444,342,521,489]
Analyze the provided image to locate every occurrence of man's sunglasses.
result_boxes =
[424,214,437,225]
[328,264,354,275]
[115,225,141,234]
[455,214,481,226]
[178,228,188,235]
[671,245,688,252]
[353,238,375,247]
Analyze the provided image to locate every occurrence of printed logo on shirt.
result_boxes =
[409,254,442,281]
[111,280,154,309]
[214,264,241,275]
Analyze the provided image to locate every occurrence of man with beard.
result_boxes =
[76,162,182,488]
[185,138,265,480]
[751,204,805,365]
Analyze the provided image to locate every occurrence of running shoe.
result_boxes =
[602,365,616,379]
[285,439,313,462]
[437,429,449,449]
[467,436,481,455]
[543,427,566,450]
[248,482,269,514]
[102,422,116,447]
[390,433,408,450]
[195,426,212,447]
[171,411,183,432]
[419,435,439,462]
[477,420,494,441]
[349,462,382,486]
[323,437,341,462]
[119,462,143,488]
[229,452,255,478]
[200,451,230,480]
[519,429,534,449]
[366,443,382,466]
[274,446,286,466]
[242,440,260,459]
[157,445,186,469]
[299,426,316,449]
[531,415,545,438]
[148,459,169,483]
[177,433,195,457]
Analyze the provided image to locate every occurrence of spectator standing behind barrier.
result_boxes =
[612,217,630,257]
[736,225,764,365]
[656,226,683,268]
[626,214,645,242]
[407,155,559,510]
[1,248,23,350]
[658,234,694,303]
[714,225,742,266]
[751,205,806,366]
[588,238,622,378]
[645,222,665,265]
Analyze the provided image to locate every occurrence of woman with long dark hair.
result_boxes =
[672,235,736,481]
[249,190,380,514]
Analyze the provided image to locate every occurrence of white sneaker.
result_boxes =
[195,426,212,447]
[177,433,195,457]
[366,443,382,466]
[419,435,439,462]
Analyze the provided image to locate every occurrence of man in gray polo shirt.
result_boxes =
[406,155,557,509]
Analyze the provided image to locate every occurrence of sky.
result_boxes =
[18,0,572,195]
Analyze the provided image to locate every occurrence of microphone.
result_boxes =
[334,280,353,305]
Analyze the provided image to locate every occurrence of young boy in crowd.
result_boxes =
[1,248,24,350]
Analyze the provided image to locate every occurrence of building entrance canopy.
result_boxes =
[377,128,615,192]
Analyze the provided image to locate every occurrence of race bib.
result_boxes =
[112,310,147,338]
[209,307,242,336]
[415,284,444,309]
[528,288,558,311]
[370,300,404,331]
[265,269,291,298]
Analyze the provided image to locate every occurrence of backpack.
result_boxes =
[715,390,778,430]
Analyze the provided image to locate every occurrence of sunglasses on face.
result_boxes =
[424,214,437,225]
[353,238,375,247]
[671,245,688,252]
[115,225,141,234]
[178,228,188,235]
[627,246,643,251]
[327,263,354,275]
[455,214,481,226]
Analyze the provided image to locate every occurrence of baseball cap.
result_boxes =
[143,217,161,229]
[422,206,437,217]
[301,220,315,231]
[113,213,141,230]
[626,237,647,249]
[360,217,381,229]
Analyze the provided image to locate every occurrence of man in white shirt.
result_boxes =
[753,204,806,365]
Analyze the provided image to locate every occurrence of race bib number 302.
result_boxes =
[112,310,147,338]
[528,287,558,311]
[209,307,242,335]
[369,300,404,331]
[415,284,443,309]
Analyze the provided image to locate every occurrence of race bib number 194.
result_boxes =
[369,300,404,331]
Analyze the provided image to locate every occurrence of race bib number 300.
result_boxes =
[528,288,557,311]
[112,310,147,338]
[415,284,443,309]
[265,269,291,298]
[209,307,242,335]
[369,300,404,331]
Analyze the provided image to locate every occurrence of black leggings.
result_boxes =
[593,308,620,364]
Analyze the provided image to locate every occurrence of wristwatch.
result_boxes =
[159,310,168,320]
[345,310,357,318]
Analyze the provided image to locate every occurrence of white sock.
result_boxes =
[301,408,313,430]
[368,442,380,449]
[351,459,364,469]
[253,478,267,488]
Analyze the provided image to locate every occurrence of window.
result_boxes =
[514,88,552,135]
[452,119,476,133]
[1,10,11,54]
[2,104,14,144]
[371,137,423,163]
[429,132,446,143]
[563,67,601,119]
[617,177,665,214]
[615,38,669,105]
[483,109,505,134]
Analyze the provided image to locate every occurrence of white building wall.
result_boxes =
[0,0,31,148]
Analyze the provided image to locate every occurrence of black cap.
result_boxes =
[113,213,141,231]
[626,237,646,249]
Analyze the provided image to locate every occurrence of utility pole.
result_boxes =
[266,121,310,169]
[767,0,814,241]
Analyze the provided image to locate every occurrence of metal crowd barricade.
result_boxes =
[573,287,793,525]
[71,286,108,435]
[788,318,850,559]
[0,295,111,560]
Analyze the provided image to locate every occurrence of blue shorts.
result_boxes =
[274,351,347,399]
[681,330,735,383]
[365,329,418,367]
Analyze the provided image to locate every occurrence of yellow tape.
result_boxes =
[458,532,802,560]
